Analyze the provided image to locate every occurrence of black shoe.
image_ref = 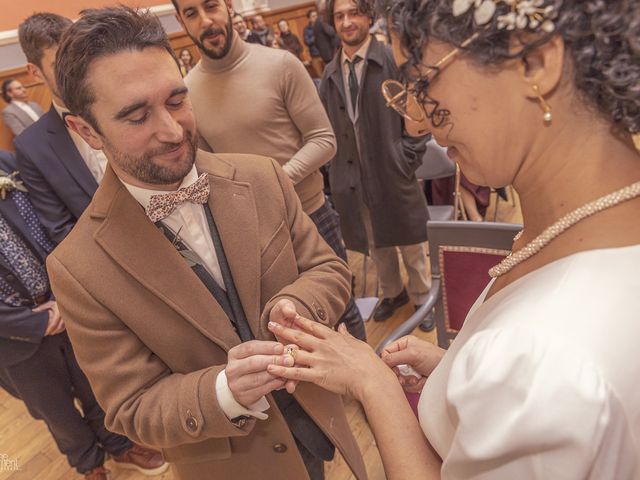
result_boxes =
[373,289,409,322]
[416,306,436,332]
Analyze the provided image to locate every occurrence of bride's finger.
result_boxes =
[267,364,318,383]
[292,315,333,340]
[268,321,321,351]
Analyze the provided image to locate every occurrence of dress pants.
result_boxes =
[358,197,430,305]
[309,199,367,341]
[0,332,132,473]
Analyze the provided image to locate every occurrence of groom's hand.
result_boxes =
[269,299,299,329]
[226,341,292,407]
[269,299,301,394]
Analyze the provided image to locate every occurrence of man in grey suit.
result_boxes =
[1,78,44,136]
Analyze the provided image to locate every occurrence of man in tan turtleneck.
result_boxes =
[172,0,366,343]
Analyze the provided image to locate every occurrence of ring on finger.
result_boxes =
[285,346,297,364]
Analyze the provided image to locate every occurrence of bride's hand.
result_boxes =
[381,336,445,392]
[266,315,396,401]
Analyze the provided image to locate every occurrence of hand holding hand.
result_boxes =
[226,341,293,408]
[266,315,396,401]
[268,299,301,393]
[381,336,445,392]
[34,301,65,336]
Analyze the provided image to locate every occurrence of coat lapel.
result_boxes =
[92,167,240,351]
[199,157,261,338]
[327,55,348,110]
[45,108,99,198]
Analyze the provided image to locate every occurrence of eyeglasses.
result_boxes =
[381,33,478,124]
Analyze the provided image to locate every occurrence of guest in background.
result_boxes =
[319,0,432,324]
[232,13,261,44]
[304,9,325,77]
[277,19,303,59]
[313,1,341,63]
[0,151,167,480]
[14,13,105,244]
[175,0,366,341]
[250,14,273,46]
[178,48,195,76]
[1,78,44,136]
[431,174,490,222]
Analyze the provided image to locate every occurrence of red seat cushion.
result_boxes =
[439,247,509,332]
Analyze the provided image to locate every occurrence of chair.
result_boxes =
[376,220,522,352]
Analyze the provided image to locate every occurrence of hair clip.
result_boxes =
[452,0,556,32]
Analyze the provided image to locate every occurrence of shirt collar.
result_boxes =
[341,35,372,66]
[120,166,200,211]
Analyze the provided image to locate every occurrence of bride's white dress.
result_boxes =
[419,245,640,479]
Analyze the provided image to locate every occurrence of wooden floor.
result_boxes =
[0,192,522,480]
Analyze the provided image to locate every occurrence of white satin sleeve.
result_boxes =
[441,327,637,480]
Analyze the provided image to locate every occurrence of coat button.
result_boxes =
[347,159,353,164]
[273,443,288,453]
[185,410,198,431]
[315,307,327,321]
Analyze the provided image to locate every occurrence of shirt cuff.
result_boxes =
[215,369,270,421]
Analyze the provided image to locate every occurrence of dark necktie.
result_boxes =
[347,56,362,112]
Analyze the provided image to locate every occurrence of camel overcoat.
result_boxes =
[47,151,367,480]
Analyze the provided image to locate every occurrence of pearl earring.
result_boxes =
[532,84,553,123]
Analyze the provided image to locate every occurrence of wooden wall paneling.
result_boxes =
[0,1,317,153]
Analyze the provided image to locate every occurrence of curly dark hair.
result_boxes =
[375,0,640,135]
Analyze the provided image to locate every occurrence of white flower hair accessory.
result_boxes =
[452,0,556,32]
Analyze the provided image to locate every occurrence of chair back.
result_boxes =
[415,140,455,180]
[427,221,522,347]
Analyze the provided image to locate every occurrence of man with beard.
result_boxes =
[250,14,273,46]
[231,13,261,44]
[47,7,367,480]
[319,0,432,324]
[173,0,366,339]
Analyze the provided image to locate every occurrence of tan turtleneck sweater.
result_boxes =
[185,32,336,214]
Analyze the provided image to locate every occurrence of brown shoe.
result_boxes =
[84,466,110,480]
[110,443,169,476]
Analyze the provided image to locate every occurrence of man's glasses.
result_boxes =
[381,34,478,124]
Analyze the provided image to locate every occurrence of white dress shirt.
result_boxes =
[13,100,41,122]
[341,36,371,121]
[421,245,640,479]
[53,103,107,183]
[121,167,269,421]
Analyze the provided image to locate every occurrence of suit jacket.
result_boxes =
[319,36,429,253]
[47,151,367,480]
[0,151,51,367]
[2,101,44,137]
[14,106,98,244]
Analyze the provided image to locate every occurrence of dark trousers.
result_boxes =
[309,200,366,341]
[0,332,131,473]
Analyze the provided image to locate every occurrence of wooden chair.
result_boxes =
[377,220,522,352]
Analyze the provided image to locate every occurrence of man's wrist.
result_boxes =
[215,369,270,422]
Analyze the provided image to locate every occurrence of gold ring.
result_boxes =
[285,346,297,364]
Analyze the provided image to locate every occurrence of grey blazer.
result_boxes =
[2,101,44,136]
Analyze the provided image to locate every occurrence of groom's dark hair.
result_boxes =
[55,6,177,131]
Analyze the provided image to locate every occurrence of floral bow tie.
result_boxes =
[146,173,210,223]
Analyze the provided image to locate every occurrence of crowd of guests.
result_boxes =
[0,0,638,479]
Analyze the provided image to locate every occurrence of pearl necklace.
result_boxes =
[489,181,640,278]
